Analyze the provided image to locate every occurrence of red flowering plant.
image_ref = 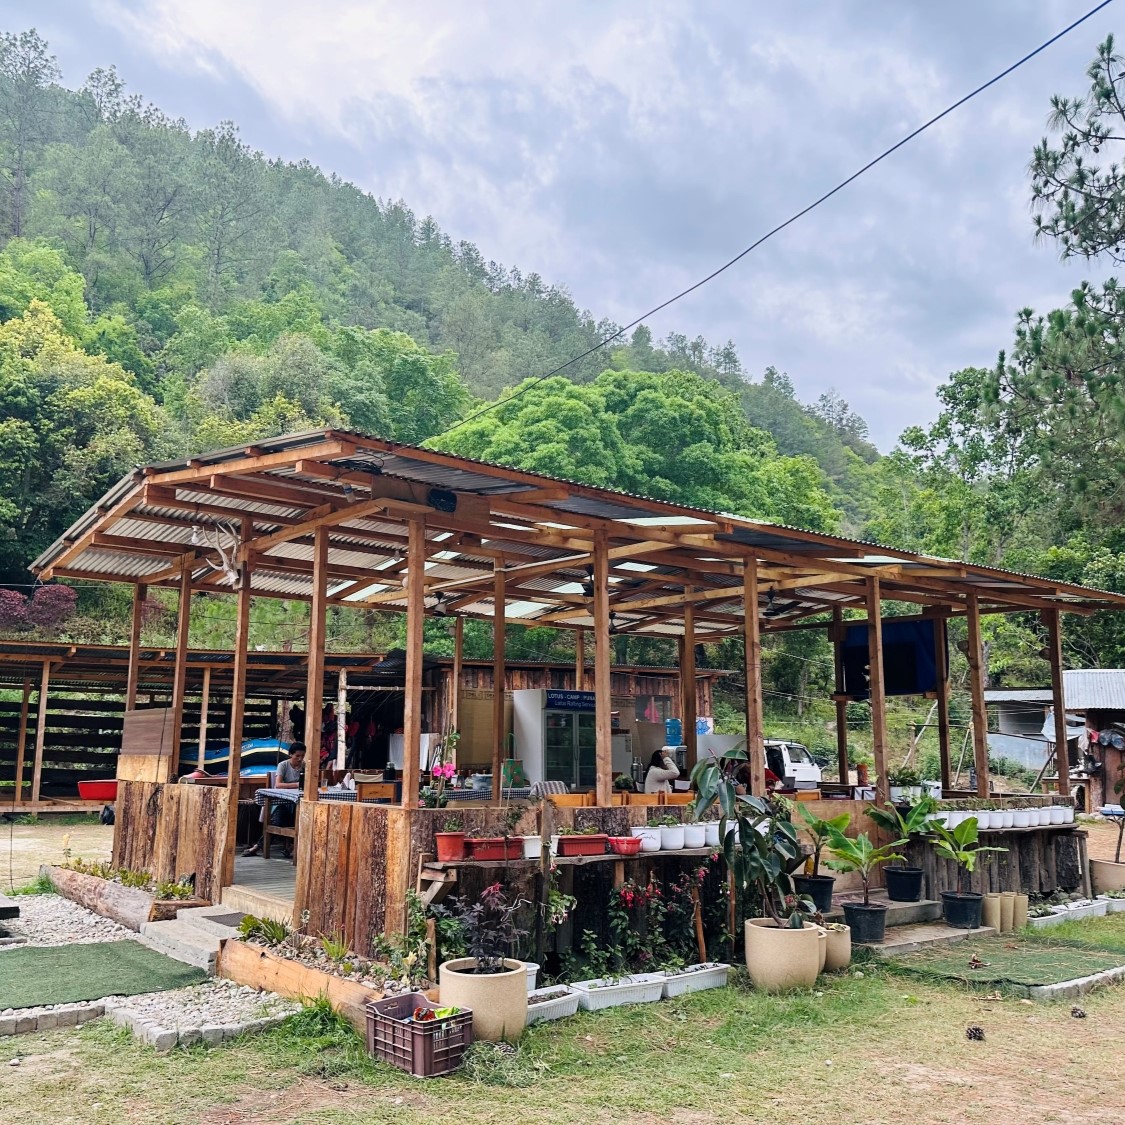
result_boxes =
[607,878,674,972]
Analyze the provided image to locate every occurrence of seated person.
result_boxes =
[644,749,681,794]
[244,742,306,858]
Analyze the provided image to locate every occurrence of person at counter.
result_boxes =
[644,749,681,794]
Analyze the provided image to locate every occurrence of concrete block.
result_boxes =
[178,1028,201,1047]
[14,1016,35,1034]
[0,1016,16,1036]
[76,1005,102,1024]
[56,1008,78,1028]
[36,1013,58,1031]
[200,1024,224,1046]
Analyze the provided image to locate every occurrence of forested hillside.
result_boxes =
[6,26,1125,714]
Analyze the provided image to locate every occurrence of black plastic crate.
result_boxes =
[365,991,473,1078]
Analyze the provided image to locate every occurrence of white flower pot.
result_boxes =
[630,827,661,853]
[682,823,706,849]
[1029,912,1068,929]
[1035,808,1050,826]
[1013,811,1032,828]
[976,812,993,829]
[570,972,666,1011]
[1106,898,1125,913]
[889,786,904,803]
[527,985,580,1023]
[910,786,924,799]
[524,962,540,991]
[522,835,543,860]
[550,833,561,855]
[925,782,942,800]
[704,821,720,847]
[1049,807,1066,825]
[661,963,730,998]
[944,811,963,829]
[660,825,685,850]
[999,812,1014,829]
[1061,806,1075,824]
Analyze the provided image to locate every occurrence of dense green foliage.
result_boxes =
[4,27,1125,710]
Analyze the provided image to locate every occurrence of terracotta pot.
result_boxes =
[743,919,823,992]
[465,837,523,862]
[557,834,608,857]
[438,957,528,1042]
[435,831,466,863]
[823,925,851,972]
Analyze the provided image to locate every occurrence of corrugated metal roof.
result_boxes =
[986,670,1125,711]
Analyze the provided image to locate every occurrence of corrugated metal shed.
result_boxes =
[986,670,1125,711]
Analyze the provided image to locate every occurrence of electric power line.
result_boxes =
[430,0,1115,443]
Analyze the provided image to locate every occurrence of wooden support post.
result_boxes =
[402,517,425,809]
[31,660,51,805]
[12,678,31,808]
[574,630,585,691]
[451,614,464,738]
[865,577,889,806]
[303,527,329,804]
[125,584,147,709]
[593,530,613,807]
[682,594,698,771]
[743,558,766,796]
[965,592,990,798]
[492,564,506,798]
[934,617,952,792]
[1043,608,1071,798]
[221,563,252,888]
[832,608,849,785]
[336,668,347,770]
[169,562,193,775]
[197,665,211,769]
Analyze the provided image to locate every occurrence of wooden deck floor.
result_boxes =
[222,854,296,923]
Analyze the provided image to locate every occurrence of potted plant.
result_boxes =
[439,883,529,1042]
[465,806,526,862]
[822,921,851,971]
[885,766,921,803]
[650,815,685,851]
[822,830,906,944]
[794,806,851,913]
[691,746,822,992]
[930,818,1007,929]
[435,816,466,863]
[629,823,662,852]
[567,929,666,1010]
[866,795,938,902]
[661,961,731,998]
[556,825,609,857]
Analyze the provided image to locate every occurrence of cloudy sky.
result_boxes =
[10,1,1121,446]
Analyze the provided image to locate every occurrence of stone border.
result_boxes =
[102,998,288,1052]
[1024,964,1125,1001]
[0,1002,105,1036]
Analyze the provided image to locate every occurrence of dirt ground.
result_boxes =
[1082,817,1124,863]
[0,818,112,890]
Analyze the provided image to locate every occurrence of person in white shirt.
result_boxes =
[644,749,681,794]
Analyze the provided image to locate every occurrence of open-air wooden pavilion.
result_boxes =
[29,429,1125,943]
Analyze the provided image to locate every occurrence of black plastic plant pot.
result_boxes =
[793,873,835,914]
[884,865,924,903]
[842,901,888,944]
[941,891,983,929]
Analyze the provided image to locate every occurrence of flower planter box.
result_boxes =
[557,834,608,857]
[465,837,524,862]
[526,985,581,1024]
[1029,912,1069,929]
[1106,898,1125,914]
[569,972,666,1010]
[217,938,379,1032]
[365,991,473,1077]
[662,963,729,998]
[44,865,207,931]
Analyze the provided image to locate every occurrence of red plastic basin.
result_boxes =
[77,780,118,801]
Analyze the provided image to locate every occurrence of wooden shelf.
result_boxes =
[423,846,718,872]
[976,823,1078,835]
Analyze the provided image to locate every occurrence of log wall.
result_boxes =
[112,780,229,902]
[905,827,1086,897]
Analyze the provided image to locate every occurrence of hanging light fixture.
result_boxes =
[190,525,202,546]
[581,566,595,599]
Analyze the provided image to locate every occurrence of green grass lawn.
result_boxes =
[2,959,1124,1125]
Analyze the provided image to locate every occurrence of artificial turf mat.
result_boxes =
[889,936,1125,988]
[0,941,206,1009]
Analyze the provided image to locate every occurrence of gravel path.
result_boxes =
[0,893,136,949]
[106,977,299,1032]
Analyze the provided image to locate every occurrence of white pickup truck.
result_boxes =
[698,734,823,788]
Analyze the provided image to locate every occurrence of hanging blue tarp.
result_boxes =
[842,618,941,699]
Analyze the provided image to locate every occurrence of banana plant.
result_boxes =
[822,830,905,906]
[797,806,851,877]
[929,817,1007,894]
[867,794,939,845]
